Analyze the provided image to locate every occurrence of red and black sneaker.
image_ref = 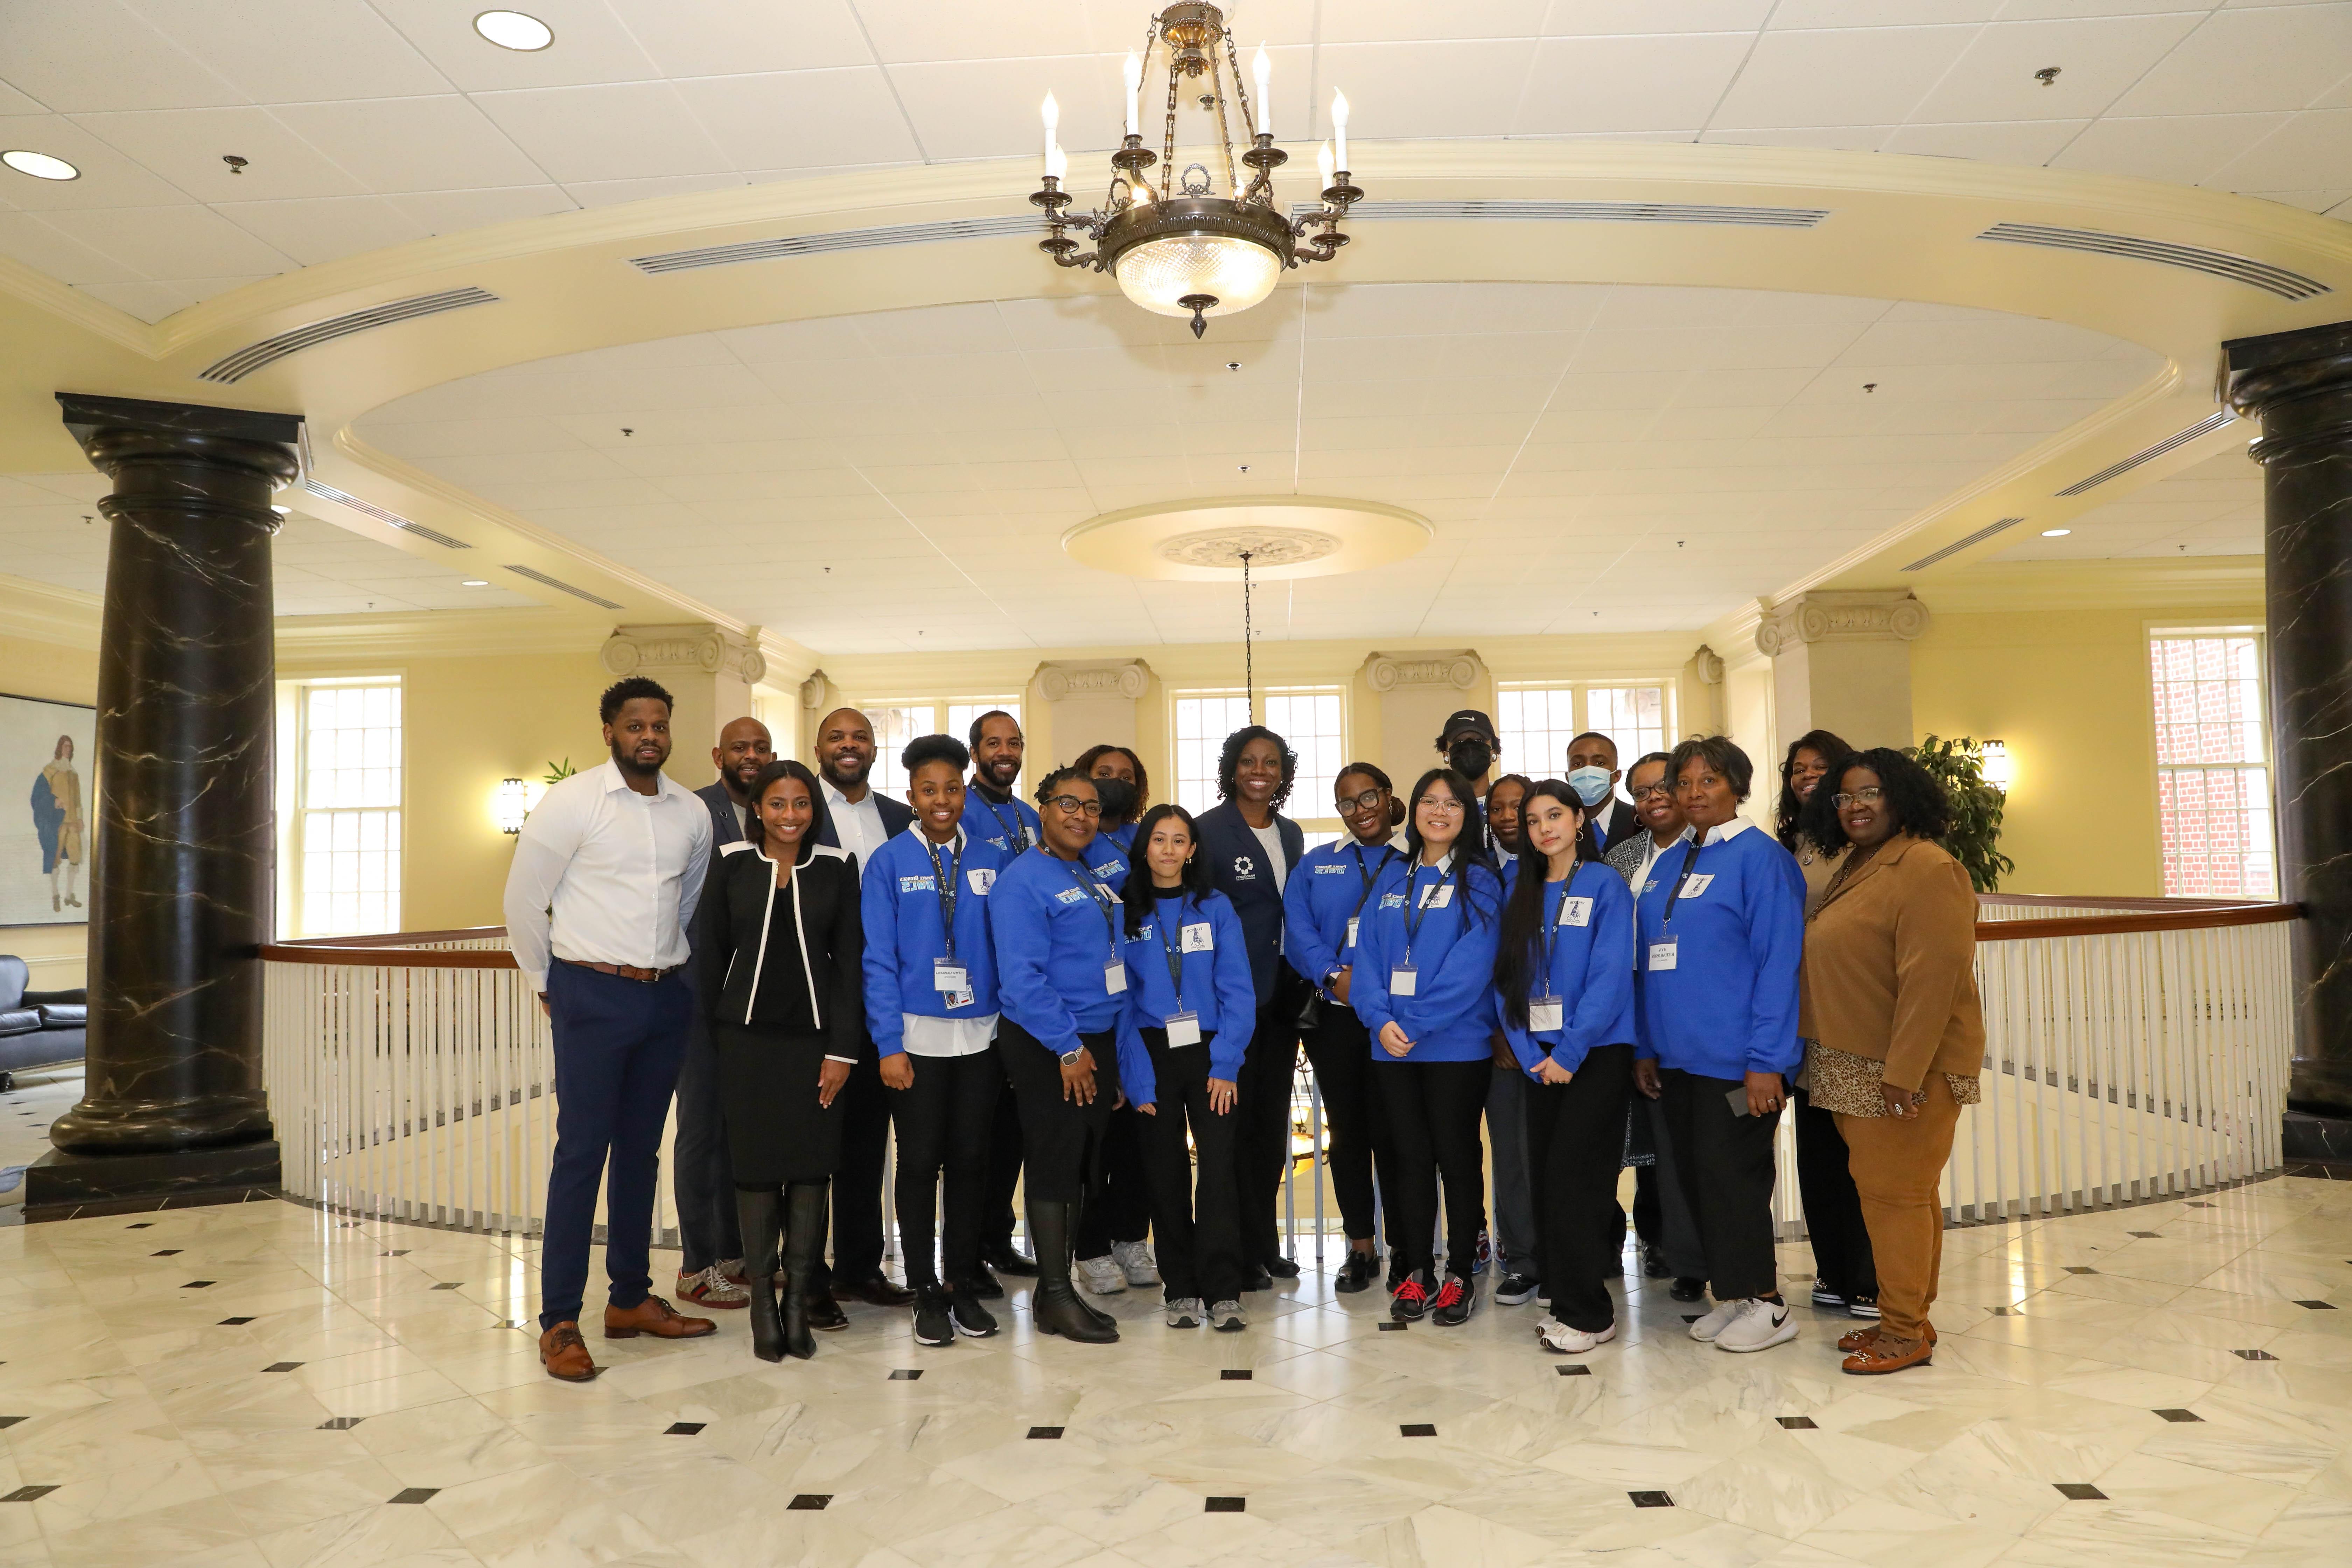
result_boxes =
[1390,1269,1432,1322]
[1432,1273,1471,1326]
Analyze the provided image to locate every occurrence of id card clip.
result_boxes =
[1165,1011,1202,1047]
[1390,964,1419,997]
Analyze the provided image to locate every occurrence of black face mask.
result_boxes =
[1447,738,1492,779]
[1092,777,1138,821]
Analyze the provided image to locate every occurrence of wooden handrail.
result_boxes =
[1974,902,2298,942]
[260,942,520,968]
[1976,894,2254,911]
[273,926,507,948]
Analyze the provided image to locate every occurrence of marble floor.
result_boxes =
[0,1181,2347,1568]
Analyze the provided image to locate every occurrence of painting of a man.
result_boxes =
[31,734,83,913]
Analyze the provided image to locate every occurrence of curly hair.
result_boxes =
[1032,764,1091,808]
[1774,728,1852,851]
[1216,724,1296,810]
[1798,747,1953,853]
[598,676,674,723]
[1668,735,1755,802]
[901,733,969,776]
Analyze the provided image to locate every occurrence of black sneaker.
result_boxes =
[1335,1252,1378,1294]
[1670,1277,1706,1303]
[949,1283,999,1337]
[967,1262,1003,1300]
[1242,1262,1274,1292]
[912,1287,954,1347]
[1493,1272,1540,1306]
[1846,1292,1881,1321]
[1641,1244,1670,1279]
[1432,1273,1472,1327]
[1391,1269,1433,1322]
[1809,1276,1845,1309]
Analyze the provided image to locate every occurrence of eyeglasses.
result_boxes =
[1419,798,1466,815]
[1336,788,1389,813]
[1628,782,1673,802]
[1831,786,1885,808]
[1043,795,1102,817]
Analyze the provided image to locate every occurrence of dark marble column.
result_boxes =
[2225,322,2352,1147]
[25,394,298,1218]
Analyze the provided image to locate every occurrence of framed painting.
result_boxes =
[0,691,97,927]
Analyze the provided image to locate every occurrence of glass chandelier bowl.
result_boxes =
[1099,195,1293,322]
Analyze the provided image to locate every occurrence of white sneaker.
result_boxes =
[1687,1297,1743,1343]
[1209,1299,1246,1332]
[1113,1239,1161,1288]
[1165,1297,1204,1328]
[1538,1319,1617,1355]
[1076,1254,1127,1295]
[1714,1297,1799,1353]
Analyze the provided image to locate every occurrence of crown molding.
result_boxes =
[0,574,102,650]
[275,607,612,662]
[1911,556,2263,615]
[0,256,152,355]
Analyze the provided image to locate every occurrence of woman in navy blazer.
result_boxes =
[1191,725,1308,1286]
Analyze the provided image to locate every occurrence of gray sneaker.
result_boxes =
[1209,1299,1246,1332]
[1076,1253,1126,1295]
[1112,1239,1161,1288]
[1165,1297,1204,1328]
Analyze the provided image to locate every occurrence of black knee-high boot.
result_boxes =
[735,1186,784,1363]
[1028,1198,1117,1343]
[782,1182,827,1360]
[1067,1194,1118,1330]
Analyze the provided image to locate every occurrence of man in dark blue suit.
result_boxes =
[1193,724,1309,1287]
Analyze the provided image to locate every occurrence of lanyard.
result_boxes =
[1154,895,1188,1005]
[1350,841,1398,893]
[1062,856,1118,958]
[1540,868,1576,982]
[922,833,963,960]
[1661,830,1707,926]
[1401,859,1447,964]
[979,791,1031,852]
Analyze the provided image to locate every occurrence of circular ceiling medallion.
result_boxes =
[1064,497,1430,582]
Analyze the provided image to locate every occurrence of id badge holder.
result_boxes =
[1165,1011,1202,1047]
[933,958,969,994]
[1390,964,1419,997]
[1648,937,1678,972]
[1104,961,1127,996]
[1529,995,1564,1031]
[1344,916,1360,948]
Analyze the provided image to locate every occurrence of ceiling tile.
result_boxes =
[1907,13,2206,124]
[268,95,554,193]
[387,184,578,235]
[124,0,454,103]
[2048,111,2292,184]
[2206,110,2352,195]
[367,0,665,93]
[1516,33,1753,134]
[214,194,431,265]
[0,0,245,113]
[884,55,1123,162]
[1544,1,1776,33]
[71,105,368,201]
[1772,1,1999,22]
[2110,6,2352,116]
[1711,26,1982,128]
[670,69,920,170]
[611,0,876,76]
[40,202,291,276]
[1881,118,2087,162]
[473,82,733,183]
[564,171,747,206]
[0,212,141,284]
[0,113,201,210]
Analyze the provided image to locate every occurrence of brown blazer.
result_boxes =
[1797,834,1984,1090]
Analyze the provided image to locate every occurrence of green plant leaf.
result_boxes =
[1904,734,2016,893]
[542,758,576,786]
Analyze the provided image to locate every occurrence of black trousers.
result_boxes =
[1524,1045,1634,1332]
[1300,1008,1385,1243]
[982,1051,1025,1248]
[672,1013,739,1273]
[888,1051,1001,1289]
[1375,1057,1489,1280]
[1135,1028,1244,1303]
[1234,1000,1299,1264]
[1658,1067,1783,1302]
[1073,1101,1153,1259]
[825,1051,890,1285]
[1794,1087,1877,1299]
[995,1023,1121,1203]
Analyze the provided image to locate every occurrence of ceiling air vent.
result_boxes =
[198,287,501,384]
[2054,411,2237,497]
[1901,517,2026,573]
[300,479,471,550]
[503,564,623,610]
[1977,223,2329,302]
[630,215,1042,275]
[1289,199,1828,229]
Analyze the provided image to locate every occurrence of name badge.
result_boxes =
[1648,939,1678,972]
[1181,922,1213,953]
[1680,873,1715,898]
[966,868,994,894]
[933,958,968,994]
[1530,996,1564,1032]
[1418,882,1454,909]
[899,875,936,893]
[1104,961,1127,996]
[1557,897,1592,928]
[1165,1010,1202,1047]
[1390,965,1419,997]
[1345,916,1360,948]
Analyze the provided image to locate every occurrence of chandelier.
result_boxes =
[1029,3,1360,339]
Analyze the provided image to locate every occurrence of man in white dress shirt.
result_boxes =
[504,677,718,1381]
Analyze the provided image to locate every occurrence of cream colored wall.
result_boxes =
[0,629,97,986]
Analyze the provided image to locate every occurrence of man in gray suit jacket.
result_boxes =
[672,715,774,1310]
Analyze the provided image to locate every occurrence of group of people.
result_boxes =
[506,682,1983,1384]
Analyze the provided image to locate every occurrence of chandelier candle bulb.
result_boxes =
[1042,90,1060,164]
[1124,51,1143,137]
[1046,139,1067,181]
[1331,89,1349,172]
[1317,140,1334,196]
[1253,44,1272,138]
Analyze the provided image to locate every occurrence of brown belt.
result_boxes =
[558,958,684,983]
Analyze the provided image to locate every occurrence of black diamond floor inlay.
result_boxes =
[1220,1369,1252,1380]
[2233,1349,2279,1361]
[1204,1497,1245,1513]
[2186,1202,2213,1208]
[1776,1416,1818,1429]
[2154,1409,2202,1423]
[3,1486,59,1503]
[183,1281,215,1289]
[151,1249,181,1256]
[2054,1484,2106,1501]
[263,1362,303,1373]
[319,1416,364,1430]
[388,1488,439,1504]
[787,1495,831,1511]
[888,1369,921,1380]
[384,1250,410,1256]
[1990,1307,2023,1316]
[1378,1321,1406,1331]
[1556,1365,1590,1377]
[431,1282,462,1291]
[1028,1426,1064,1440]
[2129,1231,2162,1238]
[0,1417,25,1429]
[125,1222,151,1228]
[665,1422,705,1435]
[2064,1266,2098,1275]
[219,1317,254,1326]
[1629,1491,1674,1508]
[2294,1300,2337,1310]
[1400,1423,1437,1437]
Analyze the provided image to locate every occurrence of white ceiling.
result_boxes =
[0,468,536,615]
[0,1,2347,322]
[350,280,2161,651]
[1997,442,2262,559]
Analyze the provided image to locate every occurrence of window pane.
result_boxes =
[1264,690,1345,821]
[1173,694,1252,814]
[860,705,927,796]
[2149,636,2274,898]
[295,680,402,934]
[945,701,1021,750]
[1584,686,1668,799]
[1497,687,1580,783]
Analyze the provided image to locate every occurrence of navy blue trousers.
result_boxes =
[539,961,690,1330]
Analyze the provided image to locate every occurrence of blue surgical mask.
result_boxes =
[1567,766,1613,809]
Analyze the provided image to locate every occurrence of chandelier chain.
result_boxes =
[1160,48,1181,201]
[1240,548,1255,708]
[1209,48,1240,196]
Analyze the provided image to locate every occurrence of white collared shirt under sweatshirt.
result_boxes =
[823,776,888,868]
[504,760,714,994]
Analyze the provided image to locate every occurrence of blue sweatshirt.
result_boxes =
[1632,820,1805,1081]
[1497,861,1637,1076]
[1350,855,1505,1063]
[859,826,1009,1058]
[1282,839,1406,995]
[1116,889,1257,1083]
[1103,820,1139,856]
[961,789,1042,856]
[987,844,1148,1089]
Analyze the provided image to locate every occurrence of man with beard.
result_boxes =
[505,677,718,1381]
[810,707,919,1313]
[962,709,1041,854]
[671,716,774,1311]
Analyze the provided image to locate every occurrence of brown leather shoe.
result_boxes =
[1843,1331,1933,1375]
[1839,1320,1938,1354]
[603,1294,718,1340]
[540,1322,599,1381]
[836,1273,917,1309]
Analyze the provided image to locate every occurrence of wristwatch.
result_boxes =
[1058,1048,1084,1067]
[1322,966,1343,992]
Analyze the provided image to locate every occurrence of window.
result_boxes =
[1172,693,1251,814]
[2150,632,2275,898]
[295,679,401,936]
[841,698,1022,797]
[1264,689,1345,822]
[1495,683,1672,795]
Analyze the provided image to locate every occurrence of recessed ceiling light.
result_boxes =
[2040,527,2071,537]
[474,9,553,50]
[461,579,490,587]
[2,149,79,181]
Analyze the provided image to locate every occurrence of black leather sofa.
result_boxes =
[0,955,85,1092]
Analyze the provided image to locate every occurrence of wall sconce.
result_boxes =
[1980,738,2014,792]
[496,777,529,834]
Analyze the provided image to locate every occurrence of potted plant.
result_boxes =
[1909,735,2014,893]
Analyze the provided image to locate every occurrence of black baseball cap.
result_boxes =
[1441,709,1499,744]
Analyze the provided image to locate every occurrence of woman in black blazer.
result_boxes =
[1192,725,1307,1286]
[694,759,865,1363]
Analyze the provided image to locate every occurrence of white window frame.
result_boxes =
[2146,625,2276,899]
[281,674,405,938]
[840,696,1023,797]
[1492,680,1678,802]
[1167,686,1350,842]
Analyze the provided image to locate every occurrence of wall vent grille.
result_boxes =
[1901,517,2027,573]
[199,287,501,383]
[1288,198,1829,229]
[1977,223,2329,302]
[503,564,624,609]
[2055,412,2237,497]
[629,215,1042,274]
[300,479,470,550]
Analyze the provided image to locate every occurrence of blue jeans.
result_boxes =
[539,962,690,1330]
